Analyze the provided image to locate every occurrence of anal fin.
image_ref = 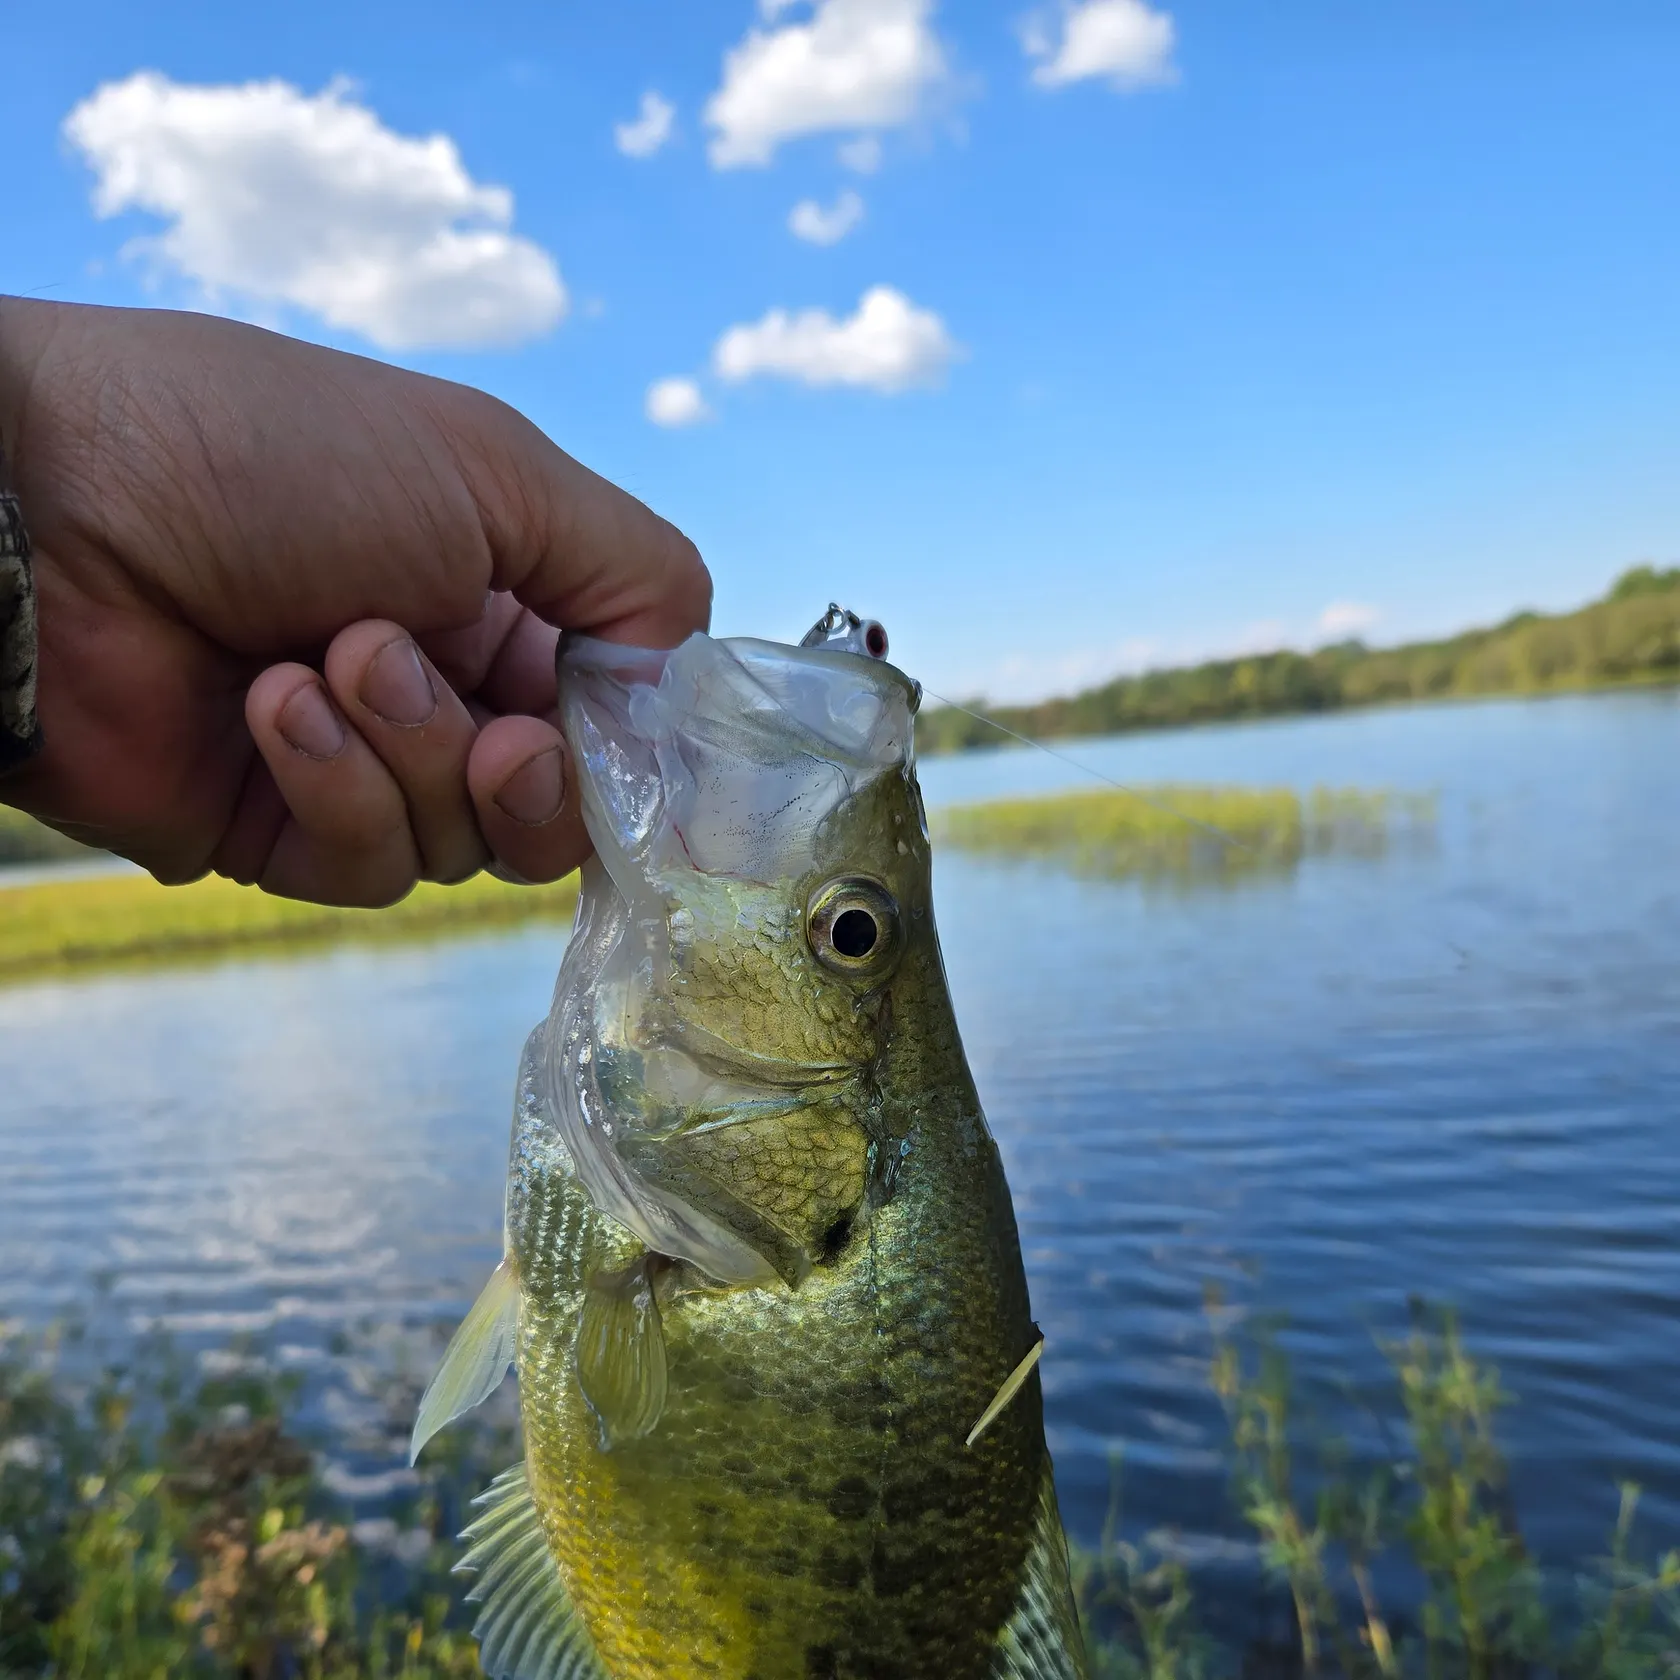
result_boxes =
[411,1257,519,1464]
[989,1465,1093,1680]
[457,1462,606,1680]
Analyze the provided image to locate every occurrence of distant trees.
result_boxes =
[1609,562,1680,599]
[918,566,1680,754]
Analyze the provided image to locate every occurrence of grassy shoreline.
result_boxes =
[0,868,579,985]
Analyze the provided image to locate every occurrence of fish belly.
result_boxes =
[515,1128,1045,1679]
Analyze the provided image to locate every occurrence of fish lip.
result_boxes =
[557,626,923,718]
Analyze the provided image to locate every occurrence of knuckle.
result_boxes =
[317,792,404,853]
[420,829,491,886]
[355,875,416,911]
[665,525,713,622]
[316,851,418,909]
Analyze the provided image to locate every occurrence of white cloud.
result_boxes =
[713,285,958,392]
[705,0,946,168]
[945,604,1386,704]
[1317,601,1380,640]
[960,636,1161,704]
[789,188,865,245]
[645,377,712,427]
[838,133,883,173]
[1024,0,1178,90]
[64,72,565,351]
[1225,618,1289,656]
[614,90,675,158]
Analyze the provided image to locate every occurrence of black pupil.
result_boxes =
[831,908,878,958]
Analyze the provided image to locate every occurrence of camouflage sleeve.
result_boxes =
[0,445,41,773]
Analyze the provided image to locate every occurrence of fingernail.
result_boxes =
[361,637,437,727]
[277,683,347,760]
[494,746,564,826]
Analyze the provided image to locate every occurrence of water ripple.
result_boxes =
[1,694,1677,1570]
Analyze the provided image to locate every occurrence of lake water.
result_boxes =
[2,690,1677,1589]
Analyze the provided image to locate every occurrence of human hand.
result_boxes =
[0,298,710,904]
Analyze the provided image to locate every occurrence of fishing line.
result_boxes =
[918,688,1260,856]
[917,686,1476,975]
[806,606,1465,966]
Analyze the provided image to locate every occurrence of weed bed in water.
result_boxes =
[931,785,1436,881]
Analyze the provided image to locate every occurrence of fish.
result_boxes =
[411,609,1088,1680]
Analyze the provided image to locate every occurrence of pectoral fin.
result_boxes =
[457,1462,606,1680]
[575,1257,668,1450]
[988,1465,1092,1680]
[410,1257,519,1465]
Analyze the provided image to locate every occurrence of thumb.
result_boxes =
[439,386,713,651]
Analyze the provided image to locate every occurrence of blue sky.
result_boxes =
[8,1,1679,701]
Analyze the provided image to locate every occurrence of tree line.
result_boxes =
[918,565,1680,754]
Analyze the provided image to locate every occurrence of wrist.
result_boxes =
[0,300,43,772]
[0,455,40,774]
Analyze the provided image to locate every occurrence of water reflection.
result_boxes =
[0,690,1676,1580]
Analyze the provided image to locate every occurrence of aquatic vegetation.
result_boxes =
[4,1305,1675,1678]
[0,1319,503,1679]
[919,566,1680,754]
[931,786,1435,881]
[0,868,579,984]
[1079,1300,1679,1680]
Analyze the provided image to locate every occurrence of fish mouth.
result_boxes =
[537,628,915,1286]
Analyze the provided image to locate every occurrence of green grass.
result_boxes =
[931,785,1435,881]
[0,869,579,984]
[4,1304,1674,1679]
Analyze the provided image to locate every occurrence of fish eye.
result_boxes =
[832,908,878,957]
[807,876,902,979]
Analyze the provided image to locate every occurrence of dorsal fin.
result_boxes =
[410,1257,520,1465]
[456,1463,606,1680]
[989,1465,1092,1679]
